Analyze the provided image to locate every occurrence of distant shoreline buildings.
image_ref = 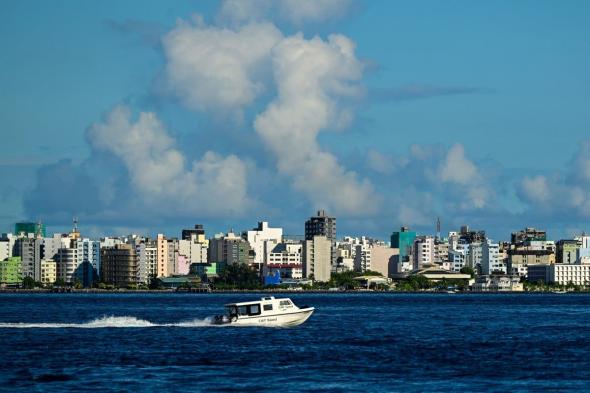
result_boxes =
[2,215,590,291]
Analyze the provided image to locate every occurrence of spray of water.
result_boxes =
[0,315,218,329]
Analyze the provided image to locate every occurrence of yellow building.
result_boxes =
[157,234,168,278]
[40,259,57,286]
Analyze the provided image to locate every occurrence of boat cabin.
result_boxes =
[225,296,296,318]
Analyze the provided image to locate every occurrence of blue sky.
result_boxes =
[1,0,590,241]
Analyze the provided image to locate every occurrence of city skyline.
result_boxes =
[2,0,590,240]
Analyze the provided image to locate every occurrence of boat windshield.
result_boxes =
[227,306,238,318]
[227,304,261,316]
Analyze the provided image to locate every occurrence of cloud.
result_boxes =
[370,84,493,102]
[254,33,379,215]
[87,106,253,214]
[24,159,105,220]
[519,175,551,204]
[161,19,282,113]
[517,141,590,220]
[439,144,479,185]
[366,149,394,175]
[363,143,498,231]
[218,0,353,26]
[25,106,256,227]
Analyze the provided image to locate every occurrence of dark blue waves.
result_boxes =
[1,293,590,392]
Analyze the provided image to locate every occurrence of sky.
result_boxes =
[1,0,590,241]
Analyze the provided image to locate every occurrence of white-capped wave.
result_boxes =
[0,315,217,328]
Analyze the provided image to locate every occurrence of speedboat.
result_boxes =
[213,296,314,327]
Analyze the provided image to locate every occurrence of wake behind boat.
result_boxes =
[213,296,314,327]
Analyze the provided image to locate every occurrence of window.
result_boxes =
[263,304,273,311]
[249,304,261,315]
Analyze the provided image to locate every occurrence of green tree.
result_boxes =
[215,264,261,289]
[460,266,476,278]
[54,278,66,287]
[22,276,36,289]
[148,275,163,290]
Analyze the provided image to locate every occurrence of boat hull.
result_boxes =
[229,307,314,327]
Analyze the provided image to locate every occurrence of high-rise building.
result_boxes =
[369,245,398,278]
[511,227,547,244]
[40,259,57,286]
[413,236,435,270]
[556,239,582,264]
[156,234,169,278]
[136,240,157,284]
[14,237,43,281]
[0,257,22,287]
[100,244,139,287]
[0,233,17,261]
[266,242,303,280]
[507,227,555,277]
[208,231,253,267]
[55,236,99,287]
[305,210,336,241]
[303,235,331,282]
[391,226,416,272]
[246,221,283,271]
[182,224,206,242]
[354,241,372,272]
[305,210,336,266]
[14,222,46,238]
[481,241,506,275]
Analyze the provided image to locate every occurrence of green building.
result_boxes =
[191,262,226,279]
[0,257,23,287]
[391,226,416,264]
[14,222,46,238]
[556,239,581,264]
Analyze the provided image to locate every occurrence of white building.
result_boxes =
[472,275,523,292]
[413,236,435,270]
[0,233,17,261]
[481,241,506,275]
[450,245,468,272]
[434,241,449,264]
[267,242,302,279]
[56,237,99,286]
[528,259,590,286]
[575,235,590,260]
[354,243,372,272]
[335,247,354,272]
[77,238,100,275]
[246,222,283,271]
[136,242,157,284]
[178,239,208,265]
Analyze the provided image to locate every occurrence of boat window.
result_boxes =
[263,304,273,311]
[248,304,261,315]
[279,300,293,307]
[238,306,248,315]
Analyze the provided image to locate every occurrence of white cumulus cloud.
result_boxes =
[87,105,252,215]
[162,20,282,113]
[255,33,378,215]
[439,143,479,185]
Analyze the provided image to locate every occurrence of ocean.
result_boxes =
[1,293,590,392]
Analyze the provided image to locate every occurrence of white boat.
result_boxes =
[213,296,314,327]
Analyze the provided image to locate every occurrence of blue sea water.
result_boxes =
[1,293,590,392]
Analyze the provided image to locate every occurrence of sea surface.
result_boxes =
[1,293,590,392]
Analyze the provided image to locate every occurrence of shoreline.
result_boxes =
[0,289,583,295]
